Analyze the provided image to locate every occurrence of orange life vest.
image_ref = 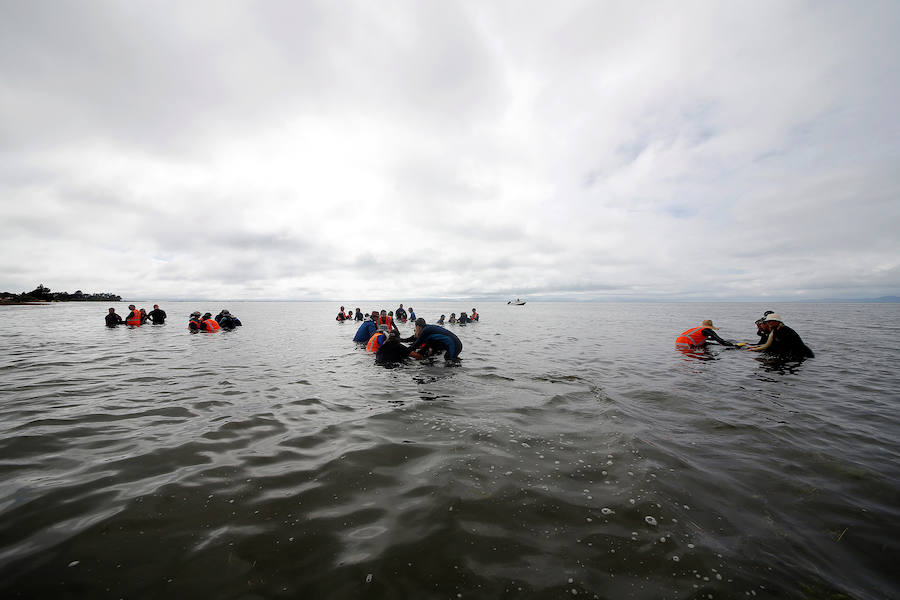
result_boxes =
[471,312,479,321]
[126,309,141,326]
[377,315,393,329]
[188,319,202,330]
[675,326,707,346]
[366,332,386,352]
[204,318,221,331]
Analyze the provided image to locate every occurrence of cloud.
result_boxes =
[1,1,898,300]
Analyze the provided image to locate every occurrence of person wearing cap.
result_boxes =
[188,311,204,331]
[753,310,775,344]
[148,304,167,325]
[353,311,380,343]
[189,311,220,332]
[125,304,142,327]
[216,309,242,330]
[675,320,736,347]
[746,314,814,358]
[404,318,463,360]
[105,307,123,327]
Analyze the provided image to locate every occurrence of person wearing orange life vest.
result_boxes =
[366,326,390,353]
[188,311,204,331]
[188,311,220,332]
[471,308,479,321]
[202,312,221,331]
[377,310,399,334]
[125,304,142,327]
[675,320,735,347]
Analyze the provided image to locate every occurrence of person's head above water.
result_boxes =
[414,317,427,335]
[108,307,116,313]
[370,311,379,320]
[202,312,212,319]
[153,304,159,309]
[701,319,718,330]
[191,311,201,318]
[764,313,782,323]
[128,304,136,310]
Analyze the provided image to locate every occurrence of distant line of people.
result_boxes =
[336,304,422,324]
[103,304,243,333]
[676,310,813,359]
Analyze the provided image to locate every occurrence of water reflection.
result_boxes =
[754,355,808,375]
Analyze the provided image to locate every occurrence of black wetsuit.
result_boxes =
[702,328,735,346]
[149,308,166,324]
[355,311,364,321]
[219,315,242,330]
[395,308,407,321]
[407,325,463,359]
[375,339,411,363]
[105,313,123,327]
[765,325,814,358]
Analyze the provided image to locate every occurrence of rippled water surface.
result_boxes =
[1,301,898,599]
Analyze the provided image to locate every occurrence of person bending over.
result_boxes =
[675,320,735,347]
[746,314,814,358]
[404,318,463,360]
[354,311,380,342]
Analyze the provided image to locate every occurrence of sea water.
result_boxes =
[1,301,898,599]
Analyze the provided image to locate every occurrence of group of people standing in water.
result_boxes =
[104,304,242,332]
[347,304,477,363]
[676,310,814,359]
[105,304,167,327]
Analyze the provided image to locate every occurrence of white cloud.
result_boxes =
[1,0,898,300]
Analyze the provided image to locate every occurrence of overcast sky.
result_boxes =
[2,1,898,301]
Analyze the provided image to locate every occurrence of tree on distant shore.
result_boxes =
[1,284,121,303]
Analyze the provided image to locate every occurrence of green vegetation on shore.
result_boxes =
[0,284,121,304]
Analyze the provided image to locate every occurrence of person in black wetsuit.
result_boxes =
[747,314,814,358]
[395,304,408,321]
[105,308,123,327]
[149,304,167,324]
[754,310,775,344]
[404,318,463,360]
[355,308,364,321]
[457,312,471,325]
[216,309,242,330]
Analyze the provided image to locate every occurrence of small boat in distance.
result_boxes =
[507,299,526,305]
